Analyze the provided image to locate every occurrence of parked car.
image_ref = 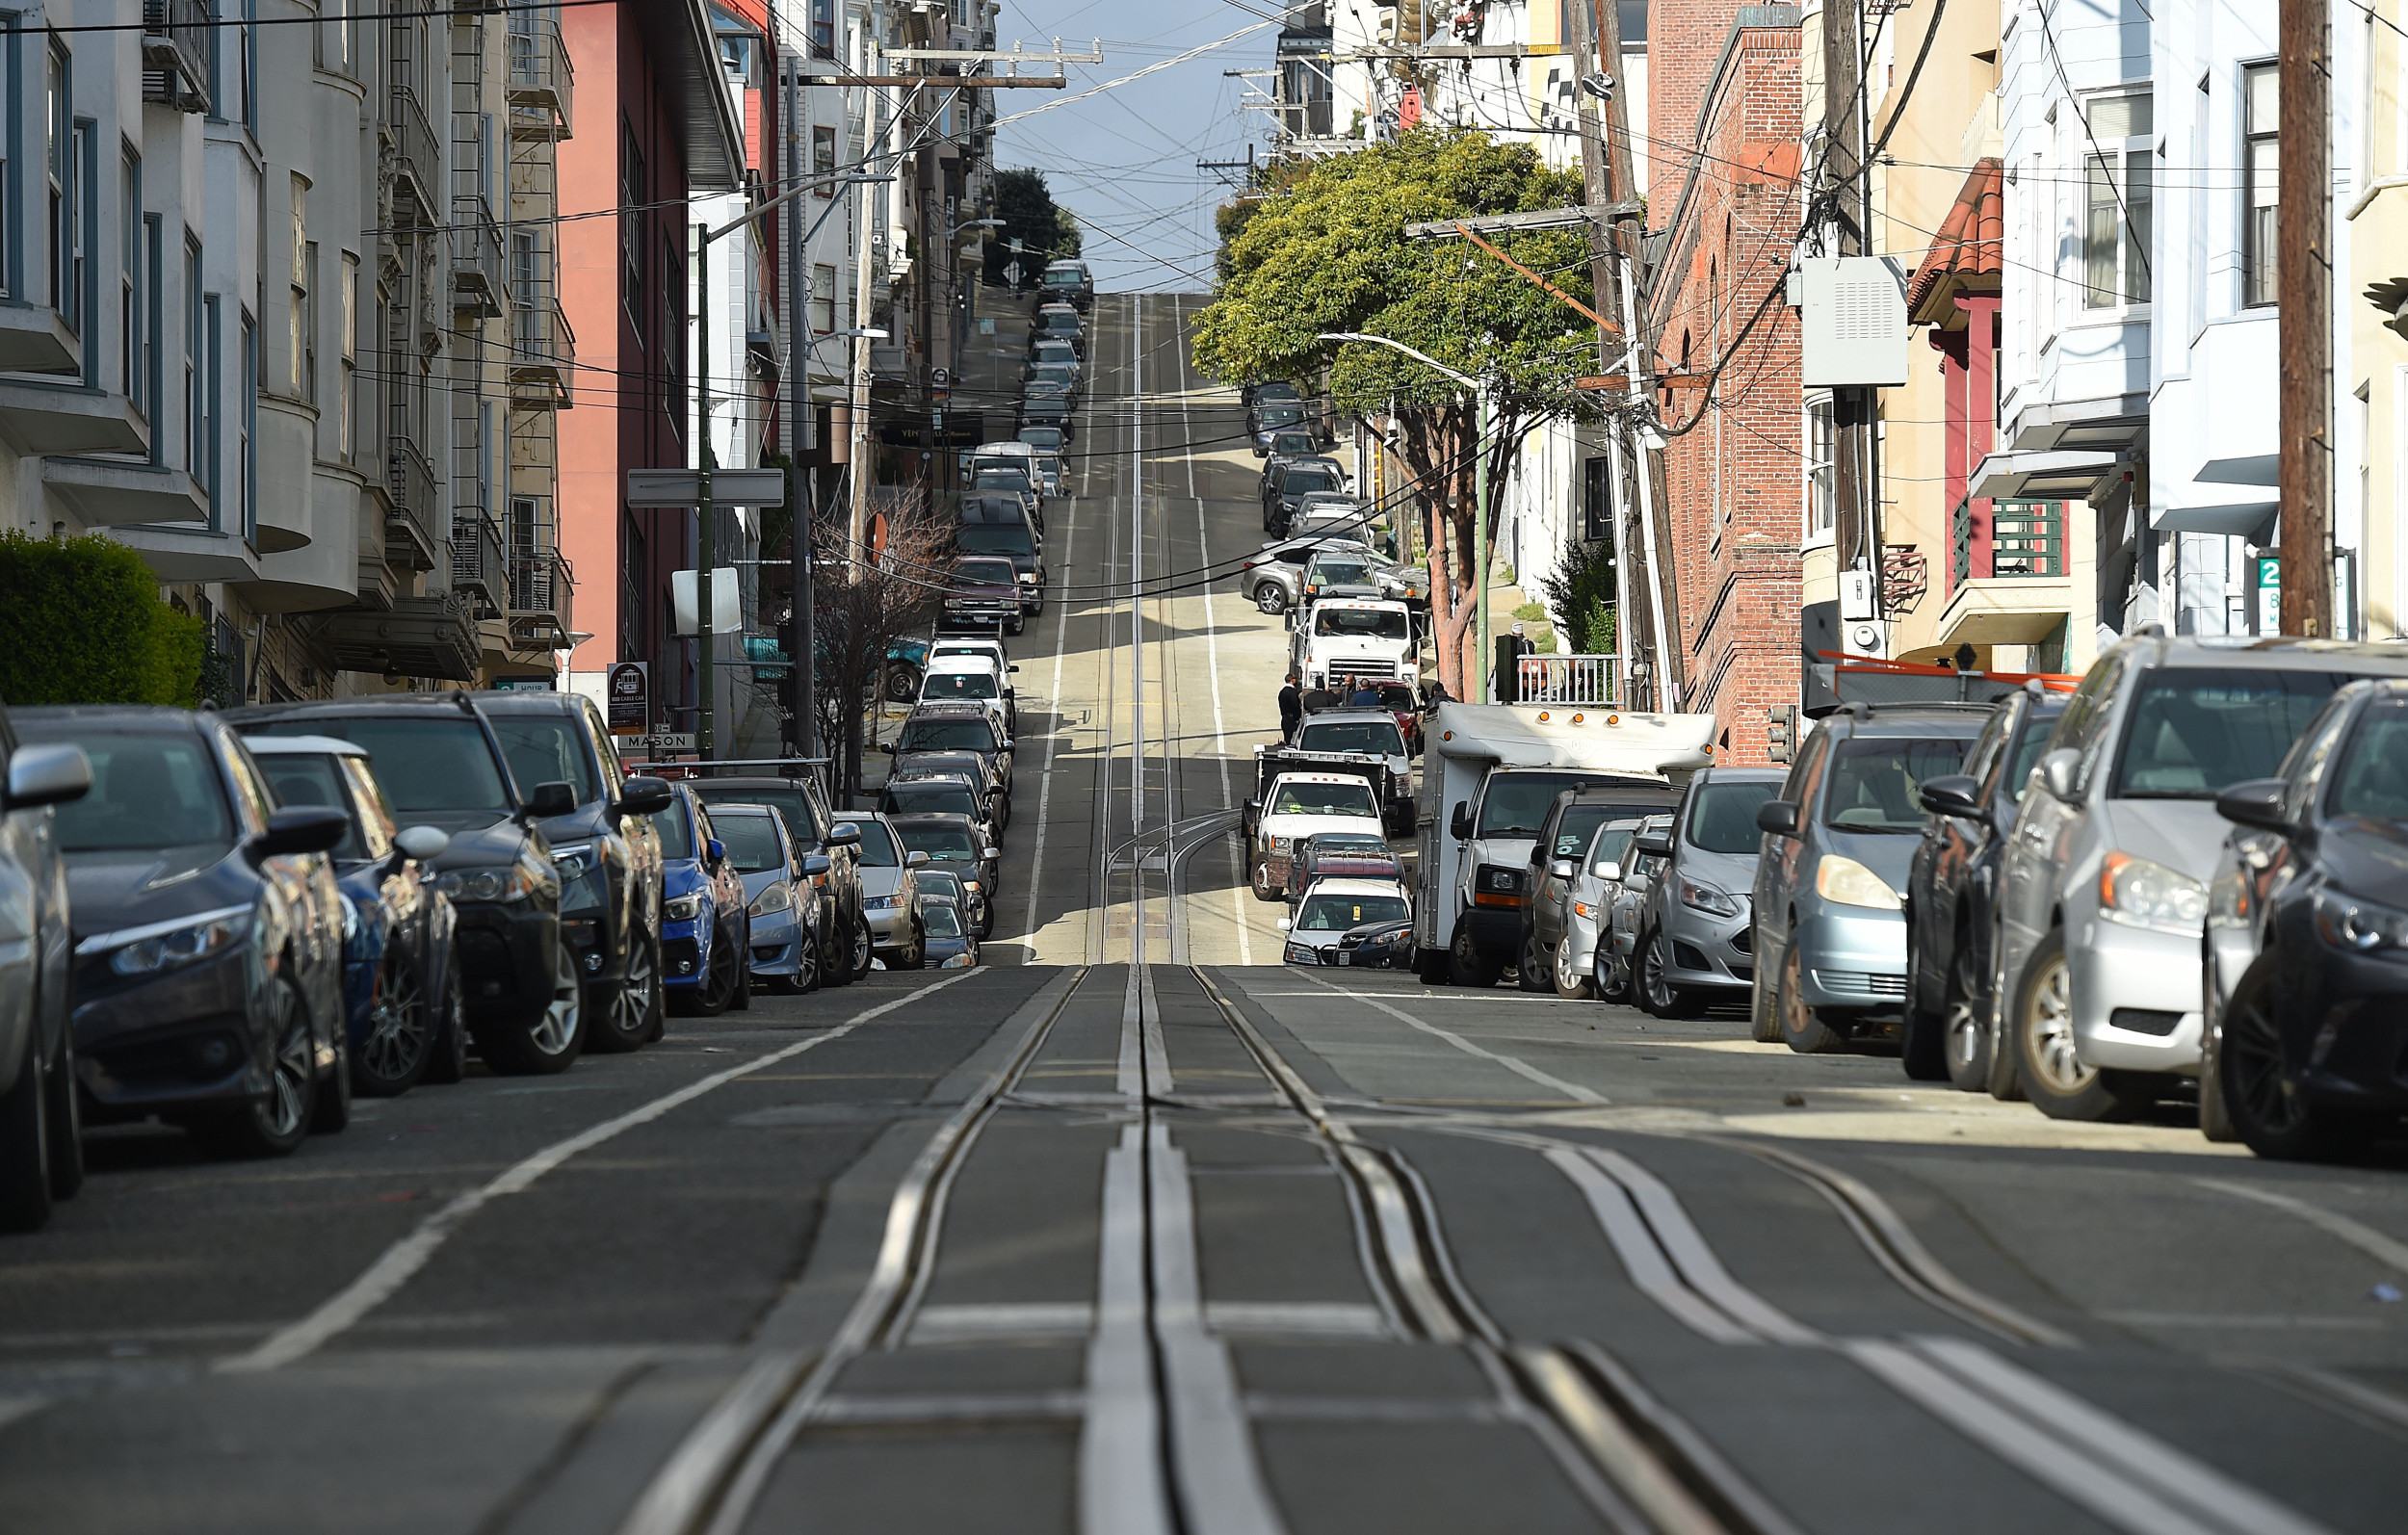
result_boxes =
[246,737,464,1096]
[650,785,750,1016]
[890,813,1000,923]
[853,814,929,968]
[1018,384,1074,434]
[1751,703,1987,1053]
[881,747,1008,832]
[692,774,871,985]
[1600,815,1675,1001]
[893,704,1015,799]
[20,707,350,1157]
[476,690,672,1053]
[706,801,826,995]
[1038,259,1093,311]
[1281,830,1404,905]
[1551,820,1642,1001]
[1522,780,1683,994]
[1263,457,1348,534]
[1991,637,2408,1119]
[920,895,979,969]
[2201,678,2408,1158]
[920,654,1016,734]
[1251,399,1313,455]
[1251,771,1388,902]
[226,693,588,1075]
[0,701,89,1227]
[955,500,1047,605]
[944,555,1026,635]
[1257,430,1320,481]
[1032,303,1085,357]
[915,867,990,945]
[1629,767,1785,1017]
[1241,533,1376,615]
[1280,878,1414,966]
[1899,684,2067,1088]
[1017,423,1068,458]
[970,464,1046,528]
[882,767,1002,844]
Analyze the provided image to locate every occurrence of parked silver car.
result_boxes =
[1632,767,1786,1018]
[0,703,90,1230]
[1550,819,1641,1000]
[1601,815,1674,1001]
[1752,704,1988,1052]
[850,812,930,969]
[1991,636,2408,1119]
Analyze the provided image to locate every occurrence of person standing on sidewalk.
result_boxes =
[1278,671,1303,742]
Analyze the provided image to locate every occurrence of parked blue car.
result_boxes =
[651,786,751,1016]
[707,802,829,994]
[247,737,464,1097]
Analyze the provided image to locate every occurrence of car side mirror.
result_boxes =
[1635,829,1675,857]
[1450,802,1472,840]
[882,741,897,754]
[1593,859,1623,882]
[982,844,1000,859]
[2215,776,2292,833]
[1755,801,1799,839]
[1008,663,1021,673]
[1276,917,1292,931]
[800,853,832,877]
[3,742,90,810]
[2038,748,2081,803]
[705,838,726,866]
[394,825,450,862]
[618,775,674,816]
[1549,859,1578,880]
[1916,774,1984,820]
[253,804,350,859]
[906,850,931,869]
[524,780,579,820]
[825,821,862,848]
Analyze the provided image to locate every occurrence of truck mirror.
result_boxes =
[1450,802,1472,840]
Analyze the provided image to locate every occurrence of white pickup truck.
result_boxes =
[1249,770,1389,902]
[1290,596,1418,691]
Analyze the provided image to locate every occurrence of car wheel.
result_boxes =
[1519,932,1554,993]
[353,948,433,1096]
[730,919,753,1010]
[1899,988,1950,1082]
[1447,921,1501,988]
[686,918,744,1017]
[1942,939,1992,1092]
[898,922,927,971]
[426,958,468,1084]
[479,939,586,1075]
[1254,584,1288,615]
[0,1025,56,1231]
[312,1025,353,1134]
[2197,949,2238,1142]
[1555,938,1594,1001]
[886,665,922,703]
[193,974,317,1158]
[2220,960,2375,1161]
[2011,928,2149,1122]
[1748,931,1783,1042]
[589,931,663,1054]
[1778,937,1846,1054]
[1637,925,1706,1020]
[43,1028,80,1203]
[787,923,824,994]
[1250,861,1285,903]
[843,913,876,983]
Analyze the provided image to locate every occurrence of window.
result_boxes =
[239,312,255,542]
[289,176,310,400]
[813,124,837,195]
[141,215,161,444]
[2243,65,2277,307]
[202,292,220,523]
[239,0,256,128]
[1584,454,1614,543]
[810,0,836,60]
[120,149,141,407]
[340,252,357,461]
[2082,92,2152,308]
[316,0,353,74]
[620,124,644,342]
[1804,393,1836,540]
[44,46,65,318]
[811,262,836,331]
[663,230,681,438]
[185,241,202,475]
[0,20,15,299]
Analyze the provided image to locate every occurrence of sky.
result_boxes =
[990,2,1281,294]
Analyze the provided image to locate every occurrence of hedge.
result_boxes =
[0,531,204,707]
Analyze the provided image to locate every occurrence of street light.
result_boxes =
[1321,330,1497,702]
[950,216,1006,242]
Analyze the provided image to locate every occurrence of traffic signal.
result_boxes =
[1767,704,1796,764]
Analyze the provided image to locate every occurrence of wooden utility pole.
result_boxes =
[2278,0,2335,636]
[1823,0,1878,583]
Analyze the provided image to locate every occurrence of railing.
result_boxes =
[1950,497,1976,585]
[509,298,573,407]
[1953,497,2065,584]
[1517,653,1621,706]
[386,439,442,567]
[507,17,573,139]
[387,84,443,227]
[510,548,573,647]
[450,195,506,315]
[142,0,211,112]
[451,510,507,603]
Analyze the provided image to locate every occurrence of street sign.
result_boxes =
[626,733,696,752]
[624,468,787,507]
[2253,554,2282,635]
[672,568,744,636]
[606,661,649,730]
[1004,259,1023,289]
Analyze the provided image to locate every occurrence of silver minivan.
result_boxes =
[1990,635,2408,1119]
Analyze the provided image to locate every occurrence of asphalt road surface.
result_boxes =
[8,296,2408,1534]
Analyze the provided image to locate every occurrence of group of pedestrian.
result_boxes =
[1279,670,1388,741]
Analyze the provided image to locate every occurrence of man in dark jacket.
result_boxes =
[1278,671,1303,741]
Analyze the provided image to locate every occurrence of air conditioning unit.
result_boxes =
[1842,618,1890,660]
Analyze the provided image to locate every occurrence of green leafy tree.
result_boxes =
[984,168,1082,284]
[0,531,203,706]
[1193,130,1598,696]
[1538,537,1619,657]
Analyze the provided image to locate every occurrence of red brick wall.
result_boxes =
[1649,15,1803,766]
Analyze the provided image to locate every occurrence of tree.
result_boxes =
[984,168,1081,285]
[808,488,953,799]
[1538,538,1619,657]
[1192,131,1599,697]
[0,532,203,706]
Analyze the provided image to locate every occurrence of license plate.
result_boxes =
[1336,951,1351,965]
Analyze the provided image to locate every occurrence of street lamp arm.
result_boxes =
[1317,330,1480,393]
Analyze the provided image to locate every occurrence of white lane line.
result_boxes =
[1015,426,1081,952]
[2196,1178,2408,1274]
[1148,1123,1289,1535]
[220,972,982,1374]
[1081,1125,1174,1535]
[1294,976,1609,1105]
[1175,295,1250,966]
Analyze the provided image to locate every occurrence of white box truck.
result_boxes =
[1415,702,1717,985]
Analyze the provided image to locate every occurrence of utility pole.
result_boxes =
[786,57,816,770]
[1824,0,1877,591]
[2279,0,2334,637]
[694,220,719,764]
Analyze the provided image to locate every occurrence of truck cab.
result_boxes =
[1292,597,1418,692]
[1249,770,1388,903]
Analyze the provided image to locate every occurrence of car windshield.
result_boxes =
[51,735,236,853]
[252,717,512,815]
[956,524,1035,557]
[1019,429,1062,450]
[1313,608,1409,639]
[1590,826,1636,869]
[1296,892,1411,930]
[886,783,980,819]
[1041,269,1082,286]
[973,470,1033,491]
[2331,701,2408,818]
[714,815,786,873]
[1296,720,1406,756]
[900,719,996,753]
[1374,684,1417,710]
[1554,802,1667,857]
[1260,405,1304,428]
[650,801,695,860]
[924,902,964,938]
[2110,667,2364,799]
[1026,367,1073,386]
[487,715,600,805]
[925,670,999,701]
[853,820,902,868]
[1270,780,1377,818]
[957,559,1018,588]
[1270,433,1315,455]
[2002,712,2062,800]
[901,824,980,861]
[1687,781,1780,853]
[932,645,1003,667]
[1283,467,1340,494]
[694,784,820,845]
[1477,773,1597,838]
[1824,737,1972,831]
[1309,561,1371,587]
[255,753,367,858]
[919,869,963,899]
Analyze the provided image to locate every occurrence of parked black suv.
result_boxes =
[692,772,872,985]
[475,691,674,1053]
[891,703,1014,800]
[227,693,589,1075]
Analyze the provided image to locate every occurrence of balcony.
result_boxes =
[386,85,444,228]
[509,547,573,649]
[0,380,149,456]
[385,440,442,573]
[314,594,482,682]
[450,196,506,316]
[507,20,574,140]
[42,456,211,528]
[451,511,507,605]
[510,299,573,408]
[142,0,211,113]
[1934,498,2075,650]
[1514,654,1620,707]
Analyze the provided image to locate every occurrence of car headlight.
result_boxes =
[663,893,702,922]
[939,952,976,969]
[1679,877,1741,918]
[339,894,361,944]
[960,879,982,894]
[2313,887,2408,953]
[438,863,543,904]
[1472,864,1526,906]
[1286,944,1314,962]
[2098,852,2208,932]
[551,842,597,877]
[749,882,794,917]
[1816,855,1901,911]
[1269,835,1294,853]
[95,905,252,977]
[1018,571,1037,585]
[864,894,901,911]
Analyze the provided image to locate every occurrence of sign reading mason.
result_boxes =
[606,662,649,732]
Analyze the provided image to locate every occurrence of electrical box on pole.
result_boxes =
[1800,257,1909,388]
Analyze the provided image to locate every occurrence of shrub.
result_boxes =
[1539,540,1619,658]
[0,532,203,707]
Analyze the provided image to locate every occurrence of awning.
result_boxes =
[2196,453,2277,487]
[1972,448,2118,501]
[1908,158,2002,327]
[2156,501,2277,541]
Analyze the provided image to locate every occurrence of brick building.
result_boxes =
[1646,5,1803,762]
